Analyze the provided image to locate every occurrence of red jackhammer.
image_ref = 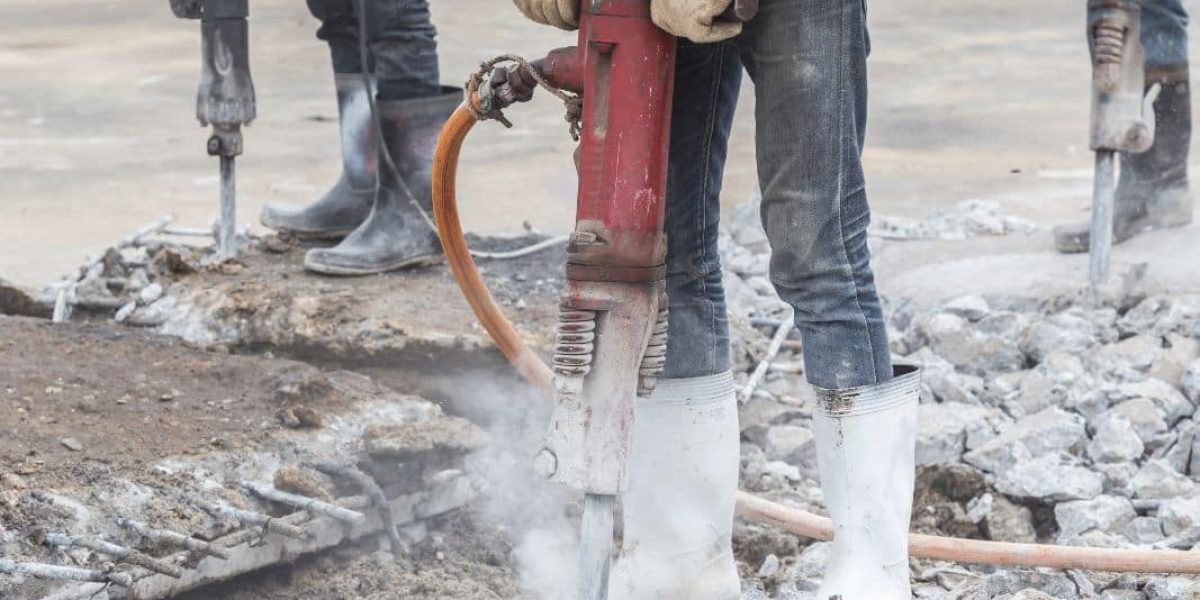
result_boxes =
[432,1,1200,597]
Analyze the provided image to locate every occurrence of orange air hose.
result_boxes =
[431,101,1200,575]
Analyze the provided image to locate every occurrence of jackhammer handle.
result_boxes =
[719,0,758,22]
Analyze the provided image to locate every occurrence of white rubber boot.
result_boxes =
[812,365,921,600]
[608,372,742,600]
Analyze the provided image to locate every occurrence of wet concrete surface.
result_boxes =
[1,0,1198,297]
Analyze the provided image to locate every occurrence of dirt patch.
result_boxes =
[0,315,366,491]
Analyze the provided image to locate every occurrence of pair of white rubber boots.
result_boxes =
[608,366,920,600]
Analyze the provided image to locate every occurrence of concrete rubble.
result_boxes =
[7,196,1199,599]
[723,199,1200,598]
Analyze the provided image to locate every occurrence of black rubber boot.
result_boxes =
[261,74,378,239]
[1055,68,1193,253]
[304,86,460,275]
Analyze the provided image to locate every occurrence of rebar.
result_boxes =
[241,480,367,525]
[311,462,407,555]
[44,533,182,579]
[739,319,795,403]
[0,559,131,587]
[196,501,307,539]
[116,517,229,560]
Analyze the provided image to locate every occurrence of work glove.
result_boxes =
[651,0,742,43]
[512,0,579,31]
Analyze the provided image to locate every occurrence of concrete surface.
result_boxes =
[1,0,1198,296]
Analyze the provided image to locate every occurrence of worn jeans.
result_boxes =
[662,0,892,390]
[1141,0,1189,72]
[306,0,440,100]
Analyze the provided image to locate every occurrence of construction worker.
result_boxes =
[1056,0,1194,251]
[512,0,919,599]
[260,0,459,275]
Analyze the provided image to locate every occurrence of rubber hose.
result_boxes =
[431,101,1200,575]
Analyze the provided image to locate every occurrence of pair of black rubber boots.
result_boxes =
[261,75,460,275]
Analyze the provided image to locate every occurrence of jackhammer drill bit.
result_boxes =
[1086,0,1156,302]
[171,0,256,258]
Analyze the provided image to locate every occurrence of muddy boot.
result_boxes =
[1055,69,1193,253]
[261,74,378,239]
[607,372,741,600]
[304,87,460,275]
[812,366,920,600]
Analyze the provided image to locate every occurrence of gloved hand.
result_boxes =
[512,0,579,30]
[651,0,742,43]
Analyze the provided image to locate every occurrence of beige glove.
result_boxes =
[651,0,741,43]
[512,0,579,30]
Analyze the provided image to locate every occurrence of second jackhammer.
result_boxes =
[1085,0,1158,301]
[170,0,257,258]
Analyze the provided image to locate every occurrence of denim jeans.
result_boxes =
[307,0,440,100]
[1141,0,1189,71]
[662,0,892,391]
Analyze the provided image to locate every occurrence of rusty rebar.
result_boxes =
[0,559,132,587]
[44,533,182,579]
[311,462,407,555]
[195,501,307,539]
[116,517,229,560]
[241,480,367,525]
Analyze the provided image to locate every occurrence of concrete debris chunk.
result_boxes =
[982,569,1081,599]
[1183,358,1200,404]
[964,407,1086,474]
[1130,459,1197,499]
[916,402,998,465]
[365,416,490,460]
[1020,311,1102,364]
[985,494,1038,544]
[921,312,1025,376]
[1123,516,1166,545]
[1087,416,1146,464]
[763,425,817,472]
[994,453,1103,501]
[1114,378,1196,425]
[1054,495,1137,541]
[1157,495,1200,537]
[1143,576,1200,600]
[1095,398,1169,447]
[942,295,991,321]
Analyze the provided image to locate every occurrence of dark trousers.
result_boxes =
[307,0,440,100]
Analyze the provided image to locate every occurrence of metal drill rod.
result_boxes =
[579,493,616,600]
[218,155,237,258]
[1090,150,1117,303]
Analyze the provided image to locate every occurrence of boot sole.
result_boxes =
[302,253,444,276]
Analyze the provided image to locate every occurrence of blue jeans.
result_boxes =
[307,0,440,100]
[662,0,892,390]
[1141,0,1189,70]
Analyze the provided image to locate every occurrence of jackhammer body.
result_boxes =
[1086,0,1157,298]
[171,0,257,257]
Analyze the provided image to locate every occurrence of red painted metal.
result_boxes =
[568,0,677,280]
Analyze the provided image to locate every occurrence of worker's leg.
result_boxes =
[1055,0,1192,253]
[308,0,367,74]
[362,0,441,100]
[305,0,457,275]
[607,39,743,600]
[740,1,918,599]
[1133,0,1192,226]
[261,0,378,238]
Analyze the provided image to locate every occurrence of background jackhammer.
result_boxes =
[1086,0,1157,300]
[170,0,257,258]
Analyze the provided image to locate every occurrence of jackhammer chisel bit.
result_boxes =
[171,0,256,258]
[1086,0,1157,302]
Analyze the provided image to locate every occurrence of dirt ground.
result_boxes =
[0,315,362,490]
[5,0,1200,289]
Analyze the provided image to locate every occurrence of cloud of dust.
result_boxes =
[452,371,581,599]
